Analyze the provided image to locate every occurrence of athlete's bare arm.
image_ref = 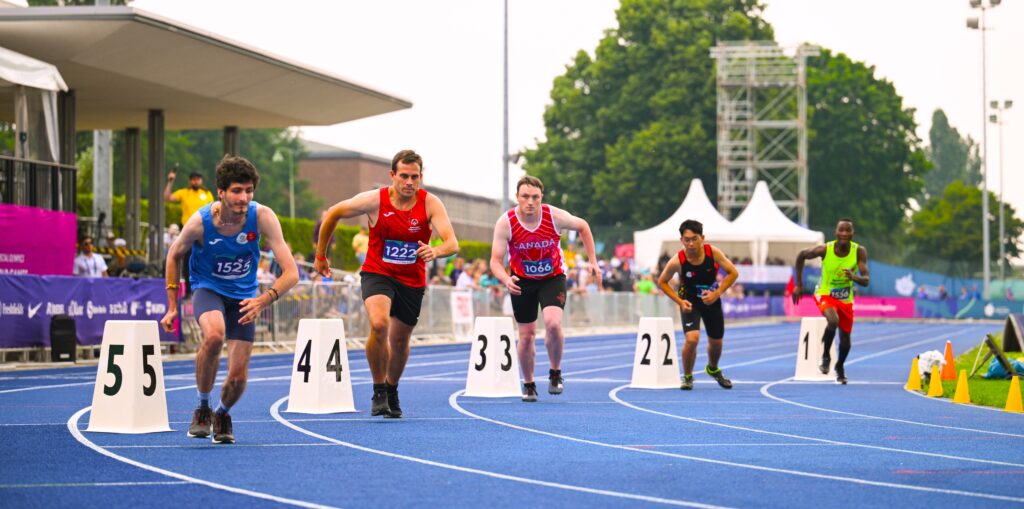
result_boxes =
[238,206,299,325]
[705,246,739,305]
[844,245,870,287]
[160,213,204,332]
[657,255,691,312]
[422,193,459,262]
[550,206,600,284]
[313,190,380,276]
[489,215,521,295]
[792,243,828,304]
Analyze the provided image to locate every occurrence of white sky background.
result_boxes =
[133,0,1022,227]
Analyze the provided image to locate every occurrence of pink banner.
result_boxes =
[785,295,916,319]
[0,203,76,276]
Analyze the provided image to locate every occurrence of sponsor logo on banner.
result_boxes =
[2,302,24,316]
[131,301,140,316]
[27,302,42,319]
[146,301,167,315]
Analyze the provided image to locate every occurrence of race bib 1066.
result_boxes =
[522,259,554,277]
[383,240,418,265]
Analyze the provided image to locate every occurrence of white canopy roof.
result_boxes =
[0,45,66,91]
[731,181,824,264]
[633,179,756,270]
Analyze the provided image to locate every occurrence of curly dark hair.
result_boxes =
[215,155,260,191]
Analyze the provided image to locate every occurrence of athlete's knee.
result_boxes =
[544,321,562,339]
[368,318,389,339]
[684,335,700,347]
[201,332,224,353]
[824,315,839,331]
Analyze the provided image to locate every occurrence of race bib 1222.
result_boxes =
[383,240,418,265]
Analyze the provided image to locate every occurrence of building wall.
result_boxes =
[297,157,500,242]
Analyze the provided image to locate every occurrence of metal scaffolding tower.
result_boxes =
[710,41,819,224]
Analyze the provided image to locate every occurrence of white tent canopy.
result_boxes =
[0,45,67,92]
[633,179,756,271]
[1,45,67,162]
[731,181,825,265]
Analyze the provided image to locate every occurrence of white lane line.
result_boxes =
[451,390,1024,503]
[106,443,341,449]
[609,385,1024,468]
[622,443,844,448]
[758,328,1024,438]
[67,407,338,509]
[902,386,1017,413]
[0,481,190,489]
[270,396,731,509]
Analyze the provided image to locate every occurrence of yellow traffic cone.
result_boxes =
[1005,376,1023,413]
[941,341,956,381]
[905,357,922,391]
[953,370,971,404]
[927,366,944,397]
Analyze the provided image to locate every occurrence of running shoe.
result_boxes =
[836,366,848,385]
[187,406,212,438]
[819,353,831,375]
[522,382,538,402]
[706,365,733,389]
[371,388,392,417]
[385,385,402,418]
[680,374,694,390]
[548,369,564,395]
[211,412,234,444]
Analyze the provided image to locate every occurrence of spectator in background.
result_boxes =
[107,238,129,277]
[916,286,928,299]
[455,260,480,290]
[164,223,180,252]
[937,284,948,300]
[634,271,656,294]
[971,284,982,300]
[164,168,214,295]
[1008,287,1016,301]
[449,257,466,286]
[74,236,108,278]
[352,225,369,266]
[959,286,970,300]
[294,253,311,282]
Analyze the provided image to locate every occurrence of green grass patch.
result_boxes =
[918,334,1024,409]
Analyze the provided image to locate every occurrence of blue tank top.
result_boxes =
[189,202,261,300]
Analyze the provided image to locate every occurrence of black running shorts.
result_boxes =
[360,272,426,327]
[680,300,725,339]
[510,274,567,324]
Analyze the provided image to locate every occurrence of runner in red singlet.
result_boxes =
[314,150,459,418]
[489,175,600,402]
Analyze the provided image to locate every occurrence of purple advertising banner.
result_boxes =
[0,274,179,347]
[0,203,77,276]
[722,296,770,319]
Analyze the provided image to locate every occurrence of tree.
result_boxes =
[906,180,1023,277]
[805,50,929,242]
[923,109,981,200]
[522,0,774,238]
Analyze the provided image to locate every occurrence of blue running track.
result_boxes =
[1,321,1021,508]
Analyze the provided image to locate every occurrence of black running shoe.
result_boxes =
[680,374,694,390]
[548,369,564,395]
[211,412,234,444]
[836,366,848,385]
[371,388,392,417]
[385,385,402,419]
[187,406,212,438]
[819,354,831,375]
[522,382,538,402]
[706,365,733,389]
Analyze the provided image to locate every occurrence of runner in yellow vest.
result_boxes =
[792,218,870,384]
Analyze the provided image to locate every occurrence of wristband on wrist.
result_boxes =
[166,283,178,290]
[267,287,279,302]
[315,254,328,261]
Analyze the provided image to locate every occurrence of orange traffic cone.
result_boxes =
[1006,376,1023,413]
[941,341,956,381]
[905,358,922,391]
[927,366,944,397]
[953,370,971,404]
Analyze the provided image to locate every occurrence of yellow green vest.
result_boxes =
[815,241,858,303]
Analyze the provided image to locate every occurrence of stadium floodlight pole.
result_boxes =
[967,0,1000,298]
[989,99,1012,280]
[501,0,510,214]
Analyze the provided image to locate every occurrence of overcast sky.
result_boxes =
[133,0,1022,230]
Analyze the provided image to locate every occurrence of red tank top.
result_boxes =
[507,204,565,280]
[361,187,432,288]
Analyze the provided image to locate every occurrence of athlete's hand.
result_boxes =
[160,308,178,333]
[167,170,176,183]
[313,255,331,277]
[678,300,693,313]
[505,275,522,295]
[791,285,803,305]
[238,294,270,325]
[590,264,603,291]
[701,289,721,306]
[416,241,437,262]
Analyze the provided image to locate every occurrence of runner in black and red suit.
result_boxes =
[489,175,600,402]
[656,219,740,390]
[313,150,459,418]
